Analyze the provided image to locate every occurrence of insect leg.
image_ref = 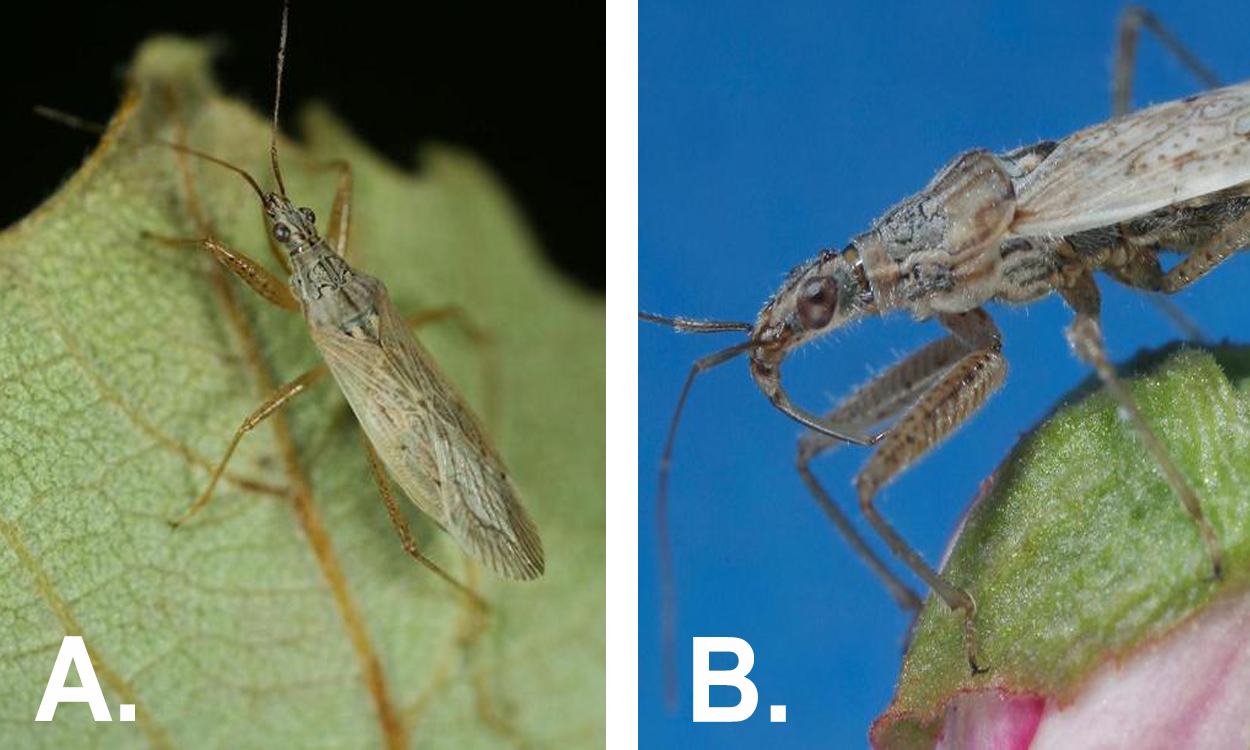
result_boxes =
[155,82,295,279]
[358,433,489,611]
[798,336,971,612]
[144,234,300,311]
[1112,8,1218,340]
[170,366,327,526]
[1158,209,1250,293]
[323,159,353,260]
[1113,7,1218,118]
[854,308,1007,672]
[1059,269,1223,579]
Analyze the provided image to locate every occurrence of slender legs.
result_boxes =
[170,366,327,525]
[1060,269,1224,578]
[144,233,300,311]
[323,160,354,260]
[802,309,1006,671]
[160,107,485,596]
[1113,7,1219,119]
[797,336,971,613]
[360,434,488,610]
[1113,6,1223,342]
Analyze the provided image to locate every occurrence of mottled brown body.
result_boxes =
[165,2,544,588]
[644,9,1247,678]
[290,240,544,580]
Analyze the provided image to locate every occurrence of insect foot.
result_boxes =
[873,347,1250,749]
[1063,305,1224,583]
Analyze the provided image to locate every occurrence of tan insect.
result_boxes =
[158,3,544,587]
[643,7,1247,676]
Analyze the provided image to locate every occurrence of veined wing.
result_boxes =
[312,286,544,581]
[1011,80,1250,237]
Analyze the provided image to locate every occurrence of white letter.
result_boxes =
[692,636,758,722]
[35,636,112,721]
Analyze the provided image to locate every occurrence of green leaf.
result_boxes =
[0,38,604,748]
[872,345,1250,748]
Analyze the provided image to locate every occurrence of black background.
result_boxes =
[2,3,603,293]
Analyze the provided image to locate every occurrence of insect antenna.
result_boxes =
[639,311,753,334]
[32,105,107,138]
[33,105,268,203]
[268,0,291,197]
[642,310,755,707]
[42,0,292,202]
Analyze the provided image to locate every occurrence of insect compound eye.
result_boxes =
[273,222,291,242]
[796,276,838,329]
[299,207,316,225]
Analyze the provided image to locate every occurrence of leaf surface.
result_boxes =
[873,346,1250,748]
[0,39,604,749]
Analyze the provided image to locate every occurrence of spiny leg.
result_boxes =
[359,433,488,611]
[1112,8,1218,340]
[1158,209,1250,294]
[156,83,287,280]
[144,234,300,311]
[1059,269,1223,579]
[1088,170,1248,560]
[1104,204,1250,296]
[797,336,972,613]
[157,87,323,510]
[853,308,1007,673]
[171,366,327,526]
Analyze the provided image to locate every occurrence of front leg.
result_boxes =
[322,159,354,260]
[852,308,1006,672]
[798,335,971,613]
[1059,269,1223,578]
[145,233,300,312]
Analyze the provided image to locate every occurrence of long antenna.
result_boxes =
[270,0,290,196]
[34,105,268,203]
[640,311,755,708]
[654,340,751,708]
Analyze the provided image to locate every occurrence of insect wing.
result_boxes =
[312,287,545,581]
[1011,80,1250,237]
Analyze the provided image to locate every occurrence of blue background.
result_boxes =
[639,1,1250,747]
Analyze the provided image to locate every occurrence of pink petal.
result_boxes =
[935,592,1250,750]
[1029,592,1250,750]
[936,691,1045,750]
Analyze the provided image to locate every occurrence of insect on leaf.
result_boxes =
[0,37,605,748]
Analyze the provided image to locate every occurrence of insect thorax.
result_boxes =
[290,245,384,334]
[856,149,1063,318]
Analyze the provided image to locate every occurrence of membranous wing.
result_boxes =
[1011,80,1250,237]
[312,283,544,581]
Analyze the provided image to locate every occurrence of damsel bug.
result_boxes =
[642,6,1247,686]
[145,3,545,588]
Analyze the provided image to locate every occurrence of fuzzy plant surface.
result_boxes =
[0,39,604,749]
[872,345,1250,749]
